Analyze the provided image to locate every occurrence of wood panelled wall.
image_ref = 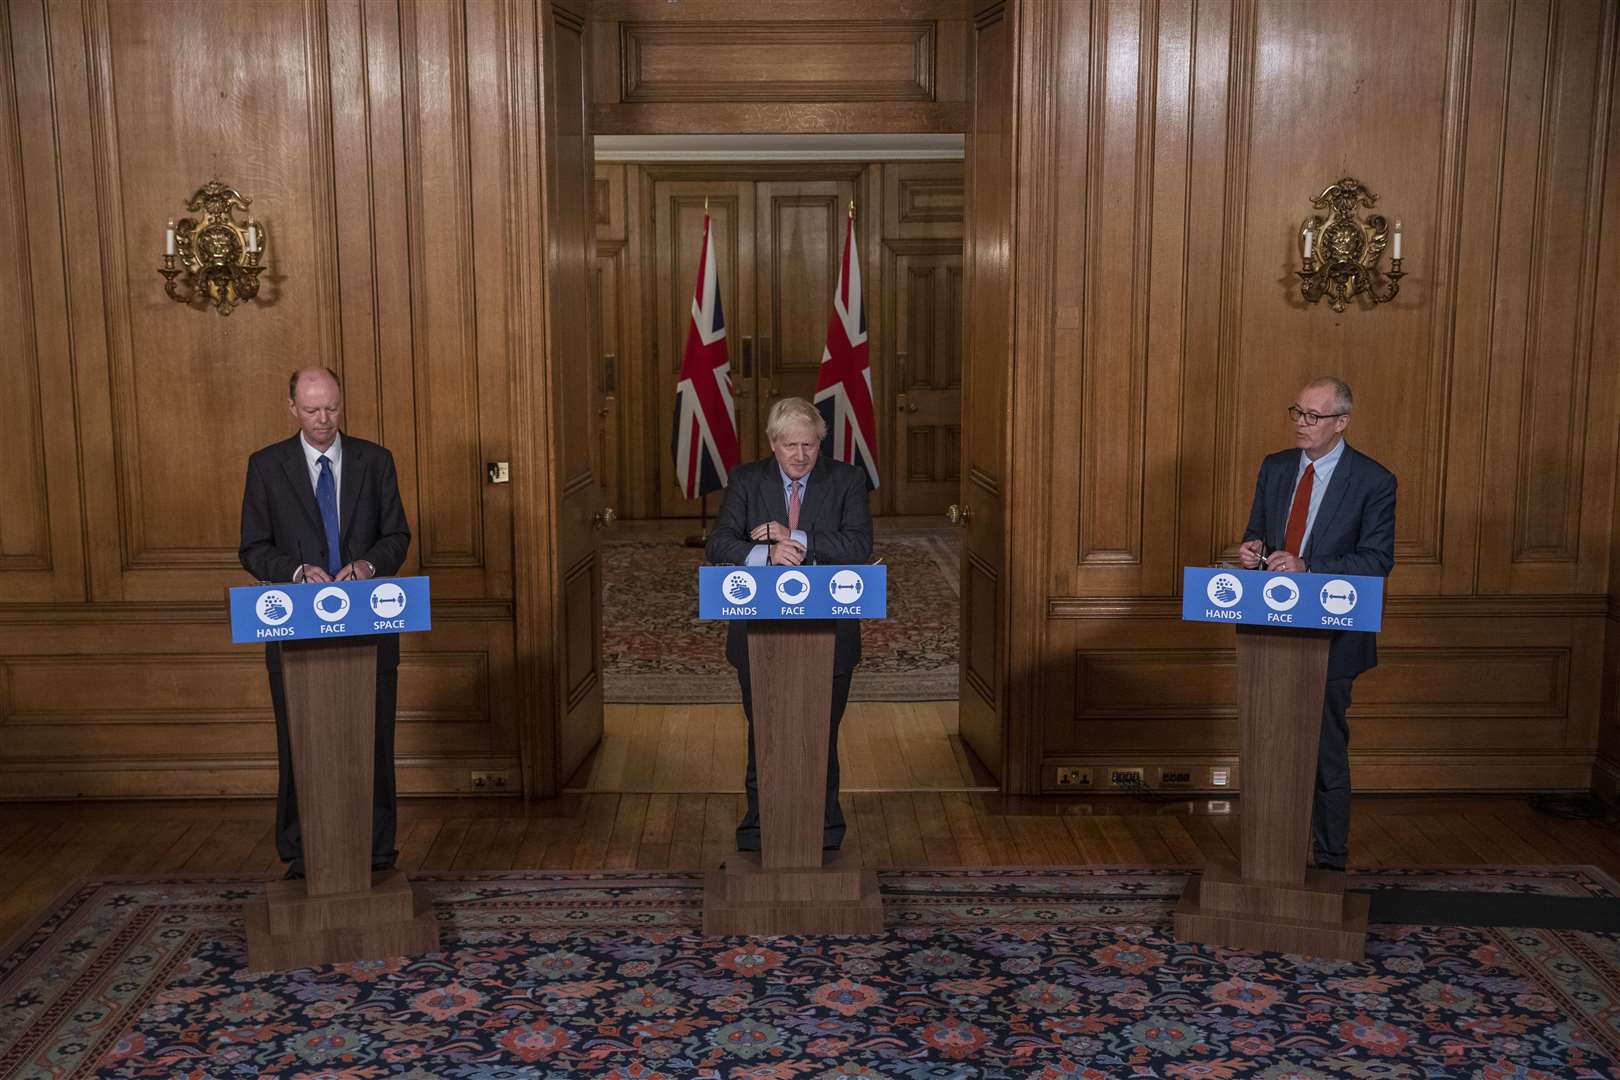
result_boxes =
[992,0,1620,794]
[589,1,971,134]
[591,160,964,521]
[7,0,1620,804]
[0,0,584,798]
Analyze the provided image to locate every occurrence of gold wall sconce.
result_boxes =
[1297,177,1403,312]
[157,180,267,315]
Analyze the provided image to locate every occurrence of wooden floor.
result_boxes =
[572,701,993,792]
[4,793,1620,946]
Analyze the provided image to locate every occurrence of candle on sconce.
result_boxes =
[1302,224,1314,260]
[165,220,176,256]
[1391,219,1402,260]
[247,223,257,252]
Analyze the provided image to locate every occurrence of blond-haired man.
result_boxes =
[706,397,873,852]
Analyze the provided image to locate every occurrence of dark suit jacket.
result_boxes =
[1243,441,1396,679]
[240,433,411,670]
[706,454,874,675]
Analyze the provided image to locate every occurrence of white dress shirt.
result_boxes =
[746,465,812,566]
[292,432,347,582]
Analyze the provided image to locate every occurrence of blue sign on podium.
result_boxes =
[229,577,432,644]
[699,565,887,620]
[1181,567,1383,633]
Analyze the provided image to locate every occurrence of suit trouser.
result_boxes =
[735,668,853,852]
[1311,676,1355,868]
[268,667,399,870]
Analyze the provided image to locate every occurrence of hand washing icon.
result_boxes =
[1205,574,1242,608]
[721,571,757,605]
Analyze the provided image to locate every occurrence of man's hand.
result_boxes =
[1238,540,1265,569]
[750,521,792,543]
[1264,551,1305,573]
[336,561,374,581]
[768,539,806,566]
[299,564,334,584]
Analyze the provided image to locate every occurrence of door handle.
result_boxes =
[946,504,973,526]
[593,508,617,528]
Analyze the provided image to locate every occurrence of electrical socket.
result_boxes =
[1055,766,1092,788]
[1158,768,1193,787]
[470,770,512,790]
[1210,767,1232,787]
[1109,767,1146,789]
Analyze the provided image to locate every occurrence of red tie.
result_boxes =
[1283,464,1315,556]
[788,480,802,532]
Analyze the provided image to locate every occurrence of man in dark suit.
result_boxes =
[1239,376,1396,873]
[239,367,411,879]
[706,397,874,852]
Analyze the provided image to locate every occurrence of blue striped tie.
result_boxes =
[316,455,341,575]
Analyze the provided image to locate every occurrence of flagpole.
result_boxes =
[683,492,708,548]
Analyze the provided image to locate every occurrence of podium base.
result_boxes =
[245,870,440,971]
[1173,862,1368,961]
[703,850,884,936]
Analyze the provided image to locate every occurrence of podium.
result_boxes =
[229,577,438,970]
[1172,567,1384,960]
[696,565,887,936]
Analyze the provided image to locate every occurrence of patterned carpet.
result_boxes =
[603,524,960,703]
[5,866,1619,1078]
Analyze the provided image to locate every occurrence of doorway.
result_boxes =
[525,1,1017,799]
[574,143,990,796]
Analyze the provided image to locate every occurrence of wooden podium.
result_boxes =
[245,638,438,970]
[1173,624,1369,959]
[702,621,883,935]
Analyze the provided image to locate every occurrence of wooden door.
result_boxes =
[754,178,858,446]
[890,245,963,515]
[956,2,1014,782]
[527,1,602,793]
[651,180,755,516]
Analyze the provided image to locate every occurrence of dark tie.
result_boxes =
[316,455,341,575]
[788,480,802,532]
[1283,463,1315,556]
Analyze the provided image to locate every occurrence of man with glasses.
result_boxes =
[1237,376,1396,873]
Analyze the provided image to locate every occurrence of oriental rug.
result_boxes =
[3,866,1618,1079]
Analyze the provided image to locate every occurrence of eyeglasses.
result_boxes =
[1287,405,1347,426]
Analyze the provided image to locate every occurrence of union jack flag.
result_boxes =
[815,212,879,489]
[671,214,740,498]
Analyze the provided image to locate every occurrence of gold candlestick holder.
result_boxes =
[1296,178,1403,312]
[157,180,267,316]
